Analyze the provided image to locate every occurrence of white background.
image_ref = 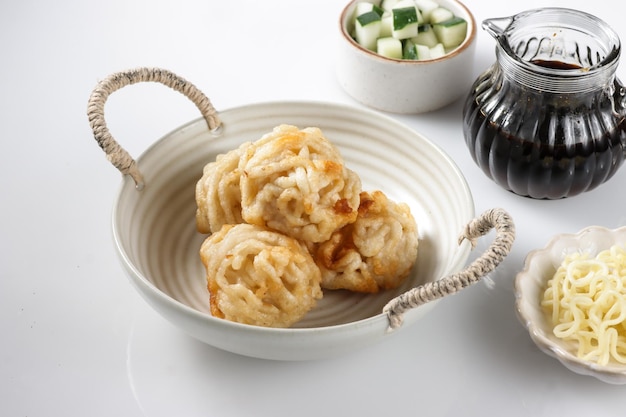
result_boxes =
[2,0,626,416]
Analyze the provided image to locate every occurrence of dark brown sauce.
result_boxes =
[530,59,582,70]
[462,74,626,199]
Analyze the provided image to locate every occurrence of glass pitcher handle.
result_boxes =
[616,78,626,110]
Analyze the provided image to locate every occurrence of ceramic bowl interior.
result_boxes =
[515,226,626,384]
[337,0,477,113]
[112,101,474,360]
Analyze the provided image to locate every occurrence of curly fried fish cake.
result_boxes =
[200,223,323,328]
[195,141,251,234]
[239,124,361,243]
[313,191,418,293]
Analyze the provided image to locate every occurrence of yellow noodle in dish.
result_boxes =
[541,244,626,366]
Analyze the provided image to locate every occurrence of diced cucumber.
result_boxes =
[429,42,445,59]
[357,10,382,26]
[392,6,419,39]
[355,1,375,17]
[355,11,382,50]
[403,39,418,60]
[429,7,454,24]
[393,0,418,9]
[433,17,467,48]
[394,1,425,23]
[380,12,393,37]
[380,0,400,11]
[350,0,464,60]
[414,0,439,22]
[377,37,403,59]
[415,44,431,60]
[352,3,383,28]
[411,24,438,47]
[402,39,432,61]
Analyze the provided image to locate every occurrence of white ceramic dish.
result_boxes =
[88,68,514,361]
[336,0,477,114]
[515,226,626,384]
[111,100,474,360]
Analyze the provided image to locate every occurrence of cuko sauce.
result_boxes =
[462,8,626,199]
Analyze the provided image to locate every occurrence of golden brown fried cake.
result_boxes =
[199,223,323,328]
[239,124,362,243]
[313,191,418,293]
[195,142,251,234]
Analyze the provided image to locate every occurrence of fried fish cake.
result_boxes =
[200,223,323,328]
[313,191,418,293]
[239,125,361,243]
[195,141,251,234]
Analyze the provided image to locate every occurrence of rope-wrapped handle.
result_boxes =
[383,208,515,331]
[86,67,222,190]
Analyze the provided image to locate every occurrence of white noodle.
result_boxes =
[541,245,626,366]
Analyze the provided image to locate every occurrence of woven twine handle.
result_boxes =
[383,208,515,331]
[86,67,222,190]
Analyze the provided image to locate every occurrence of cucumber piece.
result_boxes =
[381,0,400,11]
[411,24,438,47]
[429,7,454,24]
[392,6,419,39]
[357,10,382,26]
[402,39,431,60]
[393,0,418,9]
[429,42,446,59]
[380,12,393,38]
[377,37,403,59]
[403,39,418,60]
[355,2,375,17]
[394,1,425,23]
[414,0,439,22]
[433,17,467,48]
[415,43,431,60]
[355,11,382,50]
[352,3,383,27]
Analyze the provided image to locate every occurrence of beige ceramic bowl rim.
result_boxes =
[339,0,477,65]
[515,225,626,383]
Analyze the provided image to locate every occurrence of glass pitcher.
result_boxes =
[462,8,626,199]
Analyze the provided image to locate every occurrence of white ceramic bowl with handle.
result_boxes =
[336,0,477,114]
[87,67,513,361]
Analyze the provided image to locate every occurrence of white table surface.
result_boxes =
[3,0,626,415]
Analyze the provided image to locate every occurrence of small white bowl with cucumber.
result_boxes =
[337,0,476,113]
